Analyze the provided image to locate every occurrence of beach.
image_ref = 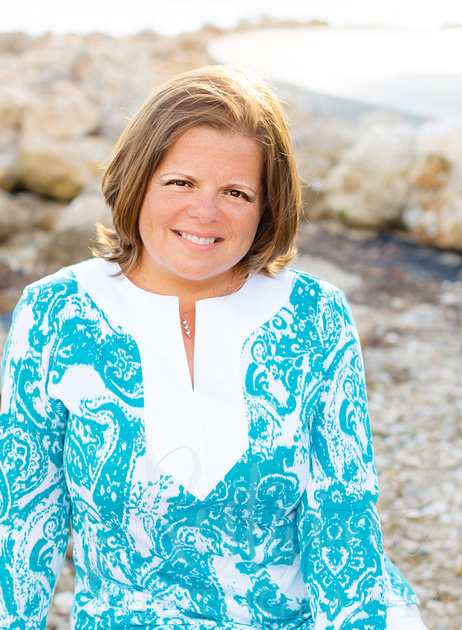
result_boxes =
[0,21,461,630]
[209,26,462,121]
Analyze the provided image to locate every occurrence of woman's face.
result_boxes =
[138,126,263,295]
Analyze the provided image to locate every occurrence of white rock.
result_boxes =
[0,131,18,191]
[323,122,416,227]
[70,33,167,106]
[0,189,35,240]
[294,115,356,172]
[416,118,462,165]
[19,33,84,85]
[21,80,101,140]
[0,84,35,129]
[34,186,112,275]
[403,153,462,251]
[54,186,111,232]
[0,230,53,274]
[14,134,113,201]
[403,191,462,250]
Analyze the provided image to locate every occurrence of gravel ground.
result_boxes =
[42,221,462,630]
[296,222,462,630]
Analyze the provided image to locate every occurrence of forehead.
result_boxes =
[158,126,263,173]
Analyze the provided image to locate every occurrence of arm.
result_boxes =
[0,284,70,630]
[297,288,386,630]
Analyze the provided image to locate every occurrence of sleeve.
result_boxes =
[296,288,386,630]
[0,284,71,630]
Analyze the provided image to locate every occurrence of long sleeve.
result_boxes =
[297,288,386,629]
[0,284,70,630]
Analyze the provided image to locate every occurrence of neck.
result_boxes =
[132,264,244,309]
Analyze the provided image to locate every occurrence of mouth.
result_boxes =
[176,231,221,245]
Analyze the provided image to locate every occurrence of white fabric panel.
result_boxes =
[74,259,293,500]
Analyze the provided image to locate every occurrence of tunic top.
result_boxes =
[0,258,419,630]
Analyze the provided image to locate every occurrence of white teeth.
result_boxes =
[179,231,217,245]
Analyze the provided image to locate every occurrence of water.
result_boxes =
[2,0,462,37]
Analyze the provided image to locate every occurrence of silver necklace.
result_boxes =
[136,264,235,339]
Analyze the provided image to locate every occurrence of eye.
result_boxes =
[167,179,191,188]
[227,189,250,201]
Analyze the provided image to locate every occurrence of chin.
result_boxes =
[174,265,233,282]
[181,272,227,283]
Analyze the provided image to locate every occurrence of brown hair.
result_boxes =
[96,65,301,276]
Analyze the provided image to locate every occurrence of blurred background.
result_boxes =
[3,0,462,35]
[0,2,461,629]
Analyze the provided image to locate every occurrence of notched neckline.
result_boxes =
[71,258,294,501]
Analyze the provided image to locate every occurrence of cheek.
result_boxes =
[233,215,261,260]
[245,210,263,242]
[138,199,163,233]
[137,209,150,242]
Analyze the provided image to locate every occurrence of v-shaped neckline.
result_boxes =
[72,258,294,500]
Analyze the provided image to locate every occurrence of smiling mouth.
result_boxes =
[177,231,220,245]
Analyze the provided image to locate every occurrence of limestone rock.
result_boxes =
[323,122,416,227]
[0,190,63,282]
[0,84,35,129]
[67,38,137,103]
[54,185,112,233]
[70,33,169,107]
[403,120,462,251]
[98,97,133,142]
[21,81,101,140]
[416,119,462,166]
[0,285,22,315]
[403,178,462,251]
[15,134,113,201]
[13,191,63,232]
[411,154,451,190]
[34,186,112,275]
[18,33,84,86]
[0,229,53,275]
[0,129,18,191]
[294,115,356,170]
[293,115,356,218]
[0,32,36,54]
[0,189,38,241]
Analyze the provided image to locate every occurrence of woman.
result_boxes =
[0,66,427,629]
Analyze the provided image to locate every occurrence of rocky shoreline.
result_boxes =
[0,22,460,630]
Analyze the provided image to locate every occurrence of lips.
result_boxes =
[177,231,221,245]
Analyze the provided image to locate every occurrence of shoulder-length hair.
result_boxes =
[96,65,301,277]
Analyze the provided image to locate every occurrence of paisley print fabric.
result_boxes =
[0,262,419,630]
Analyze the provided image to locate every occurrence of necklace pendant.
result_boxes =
[181,315,191,338]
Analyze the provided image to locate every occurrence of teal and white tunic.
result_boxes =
[0,259,421,629]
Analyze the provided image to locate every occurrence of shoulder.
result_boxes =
[278,269,357,349]
[282,267,349,314]
[13,258,113,326]
[24,258,109,295]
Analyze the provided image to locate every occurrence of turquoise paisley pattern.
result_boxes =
[0,264,419,629]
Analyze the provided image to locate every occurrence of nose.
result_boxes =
[187,190,222,223]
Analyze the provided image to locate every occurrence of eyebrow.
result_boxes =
[158,172,260,197]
